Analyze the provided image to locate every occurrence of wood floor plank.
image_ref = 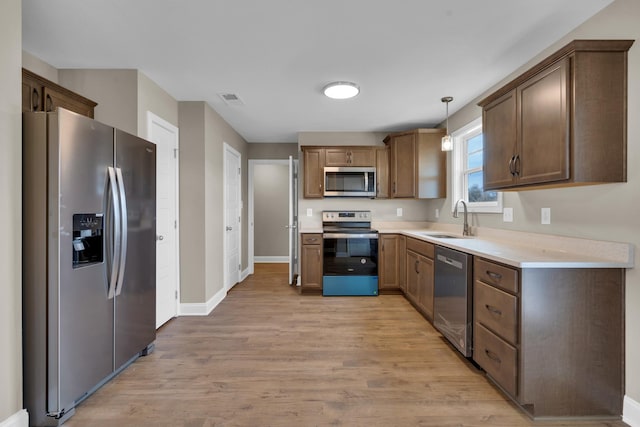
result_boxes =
[64,263,627,427]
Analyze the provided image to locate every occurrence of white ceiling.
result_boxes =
[22,0,613,143]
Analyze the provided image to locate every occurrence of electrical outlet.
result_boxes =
[541,207,551,225]
[503,207,513,222]
[435,208,440,219]
[396,208,403,217]
[306,208,312,217]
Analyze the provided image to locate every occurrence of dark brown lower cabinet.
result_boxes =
[300,234,322,293]
[405,237,434,321]
[473,257,624,419]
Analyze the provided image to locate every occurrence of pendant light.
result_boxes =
[441,96,454,151]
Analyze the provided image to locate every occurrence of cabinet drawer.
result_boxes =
[474,281,518,344]
[475,258,518,293]
[406,237,434,258]
[302,234,322,245]
[474,323,518,397]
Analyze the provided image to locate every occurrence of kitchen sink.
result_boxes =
[418,232,465,239]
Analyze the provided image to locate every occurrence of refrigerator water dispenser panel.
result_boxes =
[72,213,104,267]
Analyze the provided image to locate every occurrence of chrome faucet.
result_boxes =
[453,199,470,236]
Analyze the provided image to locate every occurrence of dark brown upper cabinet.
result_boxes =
[479,39,634,191]
[22,68,97,118]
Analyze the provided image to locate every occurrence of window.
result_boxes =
[451,117,502,213]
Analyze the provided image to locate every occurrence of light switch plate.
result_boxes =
[306,208,313,217]
[435,208,440,219]
[541,207,551,225]
[503,207,513,222]
[396,208,403,217]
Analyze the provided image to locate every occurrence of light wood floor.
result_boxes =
[66,264,627,427]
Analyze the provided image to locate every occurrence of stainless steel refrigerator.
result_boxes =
[23,108,156,426]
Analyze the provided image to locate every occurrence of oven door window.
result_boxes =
[323,237,378,276]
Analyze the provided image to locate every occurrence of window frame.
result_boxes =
[451,117,503,214]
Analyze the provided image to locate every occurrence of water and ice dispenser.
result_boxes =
[72,213,104,268]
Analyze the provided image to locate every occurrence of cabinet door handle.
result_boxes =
[486,270,502,281]
[415,260,420,274]
[485,349,502,364]
[508,156,515,176]
[485,304,503,316]
[45,94,54,112]
[514,154,520,176]
[31,88,40,110]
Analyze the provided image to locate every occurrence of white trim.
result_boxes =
[179,287,226,316]
[146,111,181,325]
[240,266,251,283]
[248,159,289,275]
[451,117,503,214]
[0,409,28,427]
[255,256,288,263]
[624,395,640,427]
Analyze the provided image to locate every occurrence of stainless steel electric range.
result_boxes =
[322,210,379,296]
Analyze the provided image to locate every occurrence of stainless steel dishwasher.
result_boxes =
[433,245,473,357]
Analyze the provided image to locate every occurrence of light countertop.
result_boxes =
[301,222,634,269]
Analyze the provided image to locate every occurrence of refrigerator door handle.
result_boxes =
[115,167,128,296]
[107,167,121,299]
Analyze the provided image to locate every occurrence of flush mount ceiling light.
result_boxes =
[323,81,360,99]
[441,96,454,151]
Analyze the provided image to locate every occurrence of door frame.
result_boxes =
[223,143,242,291]
[146,111,180,321]
[247,159,290,275]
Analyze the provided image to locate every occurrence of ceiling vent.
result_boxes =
[218,93,244,106]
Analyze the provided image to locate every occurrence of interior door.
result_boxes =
[147,112,180,329]
[224,144,241,290]
[288,156,299,285]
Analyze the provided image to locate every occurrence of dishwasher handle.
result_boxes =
[436,254,464,270]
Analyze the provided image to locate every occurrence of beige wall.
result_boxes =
[432,0,640,403]
[59,69,138,134]
[178,102,207,302]
[179,101,249,303]
[254,164,289,257]
[204,103,249,298]
[248,142,298,160]
[0,0,23,422]
[137,71,179,136]
[22,50,58,82]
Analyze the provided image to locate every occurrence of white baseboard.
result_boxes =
[624,395,640,427]
[179,287,226,316]
[254,256,288,263]
[241,267,250,282]
[0,409,28,427]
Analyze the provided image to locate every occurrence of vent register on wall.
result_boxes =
[23,108,157,426]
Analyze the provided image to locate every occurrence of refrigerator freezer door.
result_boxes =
[114,129,157,369]
[49,109,115,414]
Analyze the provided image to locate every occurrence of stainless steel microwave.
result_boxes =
[324,167,376,197]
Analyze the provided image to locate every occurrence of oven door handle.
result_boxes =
[323,233,379,239]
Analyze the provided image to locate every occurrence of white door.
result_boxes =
[224,143,241,290]
[288,156,299,285]
[147,112,179,329]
